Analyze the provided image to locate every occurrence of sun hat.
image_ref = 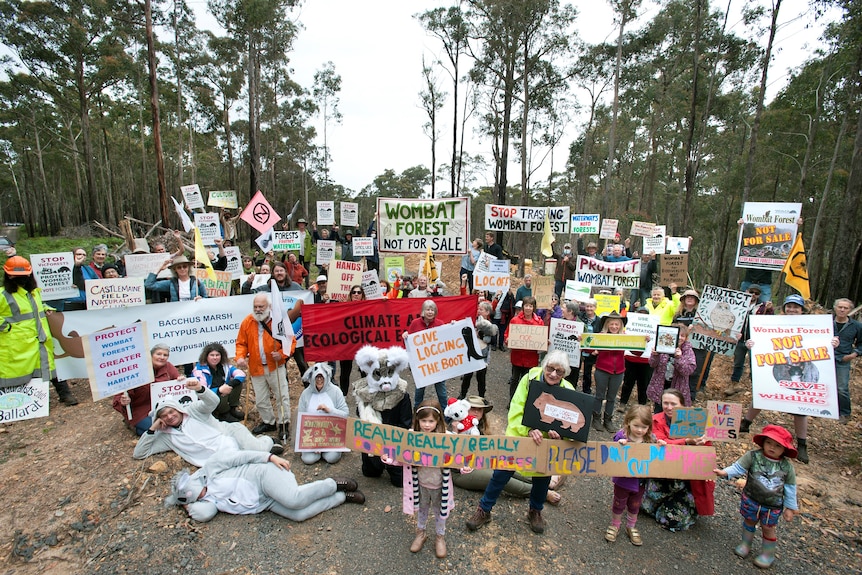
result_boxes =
[466,395,493,413]
[132,238,150,254]
[753,424,797,459]
[315,275,327,283]
[169,255,192,268]
[598,310,628,328]
[682,289,700,301]
[783,294,805,309]
[3,256,31,276]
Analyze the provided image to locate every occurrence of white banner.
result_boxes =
[273,230,301,251]
[317,201,335,225]
[0,380,50,422]
[574,256,640,289]
[240,273,270,292]
[124,253,172,279]
[378,197,469,254]
[150,379,200,414]
[352,237,373,257]
[570,214,600,234]
[548,318,583,367]
[665,236,690,254]
[749,314,838,419]
[85,278,146,310]
[316,240,336,265]
[689,285,751,356]
[83,323,153,401]
[405,318,486,389]
[194,213,221,245]
[30,252,78,300]
[484,205,570,234]
[207,190,238,209]
[341,202,358,227]
[181,184,205,209]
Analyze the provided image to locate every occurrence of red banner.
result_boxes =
[303,295,478,361]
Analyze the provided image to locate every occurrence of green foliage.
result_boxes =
[11,237,119,261]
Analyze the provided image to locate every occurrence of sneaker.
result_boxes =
[269,443,284,456]
[466,506,491,531]
[344,490,366,504]
[528,508,545,534]
[252,423,277,434]
[333,477,358,492]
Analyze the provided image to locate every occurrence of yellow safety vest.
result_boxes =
[0,287,56,387]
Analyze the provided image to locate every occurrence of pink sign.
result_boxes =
[240,190,281,233]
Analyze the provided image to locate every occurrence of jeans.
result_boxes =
[689,347,714,402]
[731,340,749,382]
[479,469,553,513]
[835,361,852,417]
[573,355,597,394]
[594,369,624,416]
[415,381,448,410]
[554,279,565,299]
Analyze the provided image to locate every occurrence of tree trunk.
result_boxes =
[248,31,260,197]
[681,0,703,232]
[146,0,170,228]
[602,3,630,217]
[77,57,99,223]
[174,1,184,186]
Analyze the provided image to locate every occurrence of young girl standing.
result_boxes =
[587,311,627,432]
[605,405,656,546]
[383,400,466,558]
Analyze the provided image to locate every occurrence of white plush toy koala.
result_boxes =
[444,398,480,435]
[353,345,410,424]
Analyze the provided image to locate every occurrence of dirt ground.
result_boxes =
[1,256,860,574]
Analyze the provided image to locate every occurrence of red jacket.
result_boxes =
[505,312,545,368]
[595,349,626,374]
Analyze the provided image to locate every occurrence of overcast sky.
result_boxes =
[191,0,835,194]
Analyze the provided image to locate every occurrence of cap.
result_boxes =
[344,229,354,236]
[515,300,524,308]
[563,242,572,248]
[783,294,805,309]
[753,424,797,459]
[747,284,762,294]
[3,256,31,276]
[316,275,328,283]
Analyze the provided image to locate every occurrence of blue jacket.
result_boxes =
[193,362,246,392]
[144,273,207,301]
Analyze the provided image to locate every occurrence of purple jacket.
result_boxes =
[611,430,641,491]
[646,340,696,406]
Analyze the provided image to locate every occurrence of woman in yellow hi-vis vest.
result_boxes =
[0,256,78,404]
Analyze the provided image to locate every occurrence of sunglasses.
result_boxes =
[544,366,566,376]
[351,290,362,295]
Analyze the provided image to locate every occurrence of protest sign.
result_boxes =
[240,273,270,291]
[581,333,646,352]
[272,230,301,251]
[532,275,554,303]
[329,260,363,302]
[735,201,802,270]
[548,318,583,367]
[207,190,238,209]
[181,184,204,209]
[317,201,335,225]
[594,294,621,317]
[85,278,146,310]
[353,237,374,257]
[383,256,404,282]
[624,313,658,357]
[316,240,336,266]
[378,197,469,254]
[241,191,281,233]
[507,323,549,351]
[149,379,199,414]
[294,413,350,453]
[669,407,707,439]
[83,323,153,401]
[124,253,172,278]
[405,318,486,389]
[658,254,689,286]
[474,251,496,273]
[224,246,243,279]
[30,252,77,300]
[564,280,592,302]
[749,314,838,419]
[705,401,742,441]
[666,236,690,254]
[689,285,751,356]
[200,270,233,298]
[599,219,618,240]
[630,221,656,237]
[0,381,50,422]
[523,382,594,441]
[255,227,274,253]
[302,295,478,362]
[575,256,640,289]
[489,259,509,273]
[643,225,666,253]
[193,213,221,245]
[340,202,358,227]
[361,270,383,300]
[473,268,510,294]
[544,259,556,276]
[571,214,600,234]
[346,418,716,479]
[484,204,570,234]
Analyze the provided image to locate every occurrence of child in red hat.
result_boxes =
[714,424,798,568]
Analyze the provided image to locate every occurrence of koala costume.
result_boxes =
[297,363,349,465]
[352,345,413,486]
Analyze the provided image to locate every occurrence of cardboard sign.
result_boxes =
[295,413,350,453]
[352,237,374,257]
[84,323,153,401]
[150,379,199,414]
[241,191,281,234]
[749,314,838,419]
[575,256,640,289]
[599,219,618,240]
[181,184,204,209]
[484,204,570,234]
[658,254,689,286]
[669,407,708,439]
[30,252,78,300]
[666,236,690,254]
[507,323,549,351]
[85,278,146,310]
[594,294,621,317]
[523,381,593,442]
[0,380,50,422]
[124,253,172,278]
[316,240,336,266]
[340,202,358,227]
[548,318,583,368]
[383,256,404,283]
[735,201,802,271]
[329,260,363,302]
[378,197,470,254]
[405,318,487,389]
[361,270,383,300]
[273,230,301,251]
[533,275,554,303]
[630,221,656,237]
[317,201,335,225]
[564,280,592,302]
[580,333,646,352]
[200,270,233,298]
[571,214,600,234]
[704,401,742,441]
[473,269,510,294]
[688,285,751,356]
[207,190,238,209]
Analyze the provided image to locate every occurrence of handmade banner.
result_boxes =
[581,333,646,352]
[272,230,301,251]
[473,267,510,294]
[548,318,583,368]
[523,381,594,442]
[302,295,478,362]
[30,252,77,300]
[689,285,751,356]
[749,314,838,419]
[571,214,600,234]
[340,202,358,227]
[735,201,802,271]
[361,270,383,300]
[83,323,153,401]
[643,224,666,253]
[599,219,618,240]
[383,256,404,283]
[316,201,335,225]
[630,221,656,238]
[484,205,570,234]
[507,323,549,351]
[149,379,200,414]
[669,402,742,441]
[378,197,469,254]
[295,413,350,453]
[0,381,50,422]
[241,191,281,234]
[224,246,243,280]
[658,254,688,286]
[665,236,690,254]
[200,270,233,298]
[181,184,204,210]
[532,275,554,304]
[193,213,221,245]
[594,294,621,317]
[564,280,592,302]
[207,190,238,209]
[124,253,172,279]
[85,278,146,310]
[624,313,658,357]
[352,237,374,257]
[329,260,363,302]
[52,294,257,379]
[347,418,716,479]
[575,256,640,289]
[405,318,486,389]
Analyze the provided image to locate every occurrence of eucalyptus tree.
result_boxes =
[312,61,342,187]
[420,56,447,198]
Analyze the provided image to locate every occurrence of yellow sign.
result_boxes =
[594,294,621,316]
[581,333,646,351]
